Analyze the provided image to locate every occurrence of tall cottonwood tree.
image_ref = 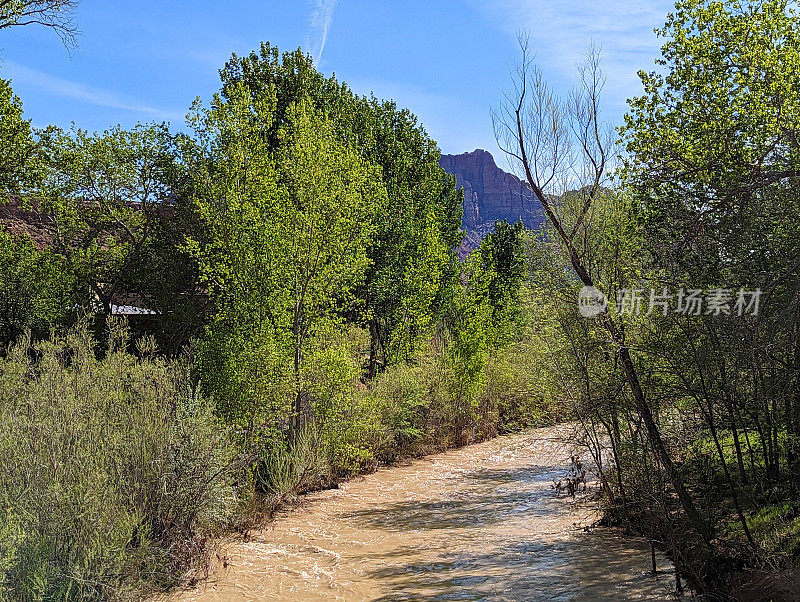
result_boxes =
[217,43,463,377]
[189,84,385,441]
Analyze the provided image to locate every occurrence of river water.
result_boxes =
[173,426,681,601]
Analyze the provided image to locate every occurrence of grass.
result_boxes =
[739,504,800,561]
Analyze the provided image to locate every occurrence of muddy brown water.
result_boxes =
[171,426,682,601]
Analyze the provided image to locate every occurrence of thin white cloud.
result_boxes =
[307,0,338,65]
[1,60,185,122]
[467,0,674,114]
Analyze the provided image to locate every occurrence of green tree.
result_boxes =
[623,1,800,457]
[0,77,75,344]
[478,219,525,340]
[621,0,800,557]
[623,0,800,285]
[0,231,75,344]
[189,84,386,443]
[0,77,39,195]
[217,43,463,377]
[37,123,201,350]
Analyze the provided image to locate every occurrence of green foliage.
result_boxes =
[366,330,544,457]
[367,347,477,457]
[448,252,495,400]
[437,219,527,414]
[485,287,563,431]
[0,322,240,600]
[499,0,800,584]
[36,123,202,351]
[478,220,526,341]
[187,46,535,510]
[301,327,382,477]
[623,0,800,284]
[742,504,800,560]
[218,43,463,372]
[255,427,330,496]
[0,36,549,600]
[189,83,385,450]
[0,77,40,194]
[242,316,541,495]
[0,231,77,344]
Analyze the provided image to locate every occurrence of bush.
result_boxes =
[483,342,558,433]
[0,231,77,346]
[0,322,241,600]
[303,329,383,478]
[365,334,546,460]
[255,427,330,496]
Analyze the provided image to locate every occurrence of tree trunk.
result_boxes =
[607,317,714,542]
[368,319,379,380]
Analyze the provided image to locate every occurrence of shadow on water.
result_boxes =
[338,464,675,601]
[369,536,674,601]
[339,465,568,531]
[466,466,566,485]
[172,429,679,601]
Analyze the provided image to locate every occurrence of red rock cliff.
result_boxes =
[439,149,543,255]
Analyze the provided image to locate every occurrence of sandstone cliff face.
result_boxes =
[439,149,543,256]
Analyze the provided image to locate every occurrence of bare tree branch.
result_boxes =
[495,31,714,544]
[0,0,80,48]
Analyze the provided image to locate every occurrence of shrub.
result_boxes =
[255,427,330,496]
[0,231,78,346]
[0,322,240,600]
[303,328,383,478]
[483,343,556,433]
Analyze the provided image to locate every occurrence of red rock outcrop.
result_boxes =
[439,149,543,256]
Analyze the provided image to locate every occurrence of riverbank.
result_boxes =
[164,426,681,600]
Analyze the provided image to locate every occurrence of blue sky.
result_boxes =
[0,0,675,156]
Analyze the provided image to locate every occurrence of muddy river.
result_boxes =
[172,426,681,601]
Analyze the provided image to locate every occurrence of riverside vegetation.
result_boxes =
[3,0,800,599]
[0,11,539,599]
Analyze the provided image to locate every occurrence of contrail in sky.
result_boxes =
[308,0,338,64]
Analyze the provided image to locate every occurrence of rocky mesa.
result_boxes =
[439,149,544,256]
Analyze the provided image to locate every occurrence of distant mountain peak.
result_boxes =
[439,149,544,257]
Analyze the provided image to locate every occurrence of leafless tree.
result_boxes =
[494,32,713,543]
[0,0,80,47]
